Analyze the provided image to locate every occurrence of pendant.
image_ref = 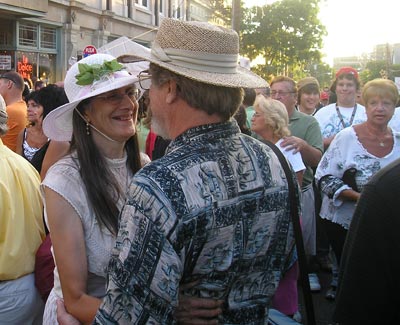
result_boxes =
[379,142,385,147]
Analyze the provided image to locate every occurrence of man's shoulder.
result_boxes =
[6,100,27,119]
[290,111,320,135]
[0,144,40,181]
[291,109,318,123]
[314,103,335,120]
[7,99,27,110]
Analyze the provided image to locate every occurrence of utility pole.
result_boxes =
[232,0,241,33]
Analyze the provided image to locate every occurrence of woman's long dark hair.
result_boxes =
[70,98,142,235]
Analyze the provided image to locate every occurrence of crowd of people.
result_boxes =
[1,18,400,325]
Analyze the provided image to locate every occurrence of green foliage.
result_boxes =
[240,0,326,81]
[359,62,400,84]
[75,59,124,86]
[209,0,232,26]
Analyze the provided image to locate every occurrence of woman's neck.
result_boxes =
[93,134,126,159]
[364,121,389,135]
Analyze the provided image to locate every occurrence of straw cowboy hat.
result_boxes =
[43,53,139,141]
[117,18,268,89]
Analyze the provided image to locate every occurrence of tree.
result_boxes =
[208,0,232,26]
[240,0,326,81]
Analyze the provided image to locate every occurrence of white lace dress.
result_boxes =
[42,152,149,324]
[315,127,400,229]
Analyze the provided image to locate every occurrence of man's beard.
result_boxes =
[151,115,171,140]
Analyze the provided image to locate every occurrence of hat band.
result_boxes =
[152,42,239,74]
[74,71,132,100]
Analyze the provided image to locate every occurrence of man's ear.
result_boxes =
[166,80,178,104]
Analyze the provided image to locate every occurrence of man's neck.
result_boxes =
[337,99,356,108]
[287,105,295,117]
[5,94,23,106]
[299,105,315,115]
[168,104,224,140]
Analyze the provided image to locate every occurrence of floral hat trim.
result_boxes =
[75,59,125,86]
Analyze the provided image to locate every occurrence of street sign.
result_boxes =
[82,45,97,58]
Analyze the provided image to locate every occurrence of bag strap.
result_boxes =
[262,140,316,325]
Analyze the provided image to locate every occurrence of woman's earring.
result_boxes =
[86,121,90,135]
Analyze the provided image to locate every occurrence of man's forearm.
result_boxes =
[301,145,322,167]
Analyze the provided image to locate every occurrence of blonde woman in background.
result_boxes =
[251,95,305,185]
[251,95,304,321]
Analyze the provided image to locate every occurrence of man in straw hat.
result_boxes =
[58,18,296,324]
[0,94,46,323]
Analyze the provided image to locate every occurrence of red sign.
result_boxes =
[83,45,97,58]
[17,55,33,80]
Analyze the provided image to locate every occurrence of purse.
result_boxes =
[318,167,359,199]
[263,140,316,325]
[34,233,55,302]
[341,167,358,192]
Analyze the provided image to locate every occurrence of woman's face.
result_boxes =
[365,95,396,127]
[251,107,268,136]
[27,99,43,124]
[85,85,139,142]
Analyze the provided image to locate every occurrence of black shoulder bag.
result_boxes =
[263,140,316,325]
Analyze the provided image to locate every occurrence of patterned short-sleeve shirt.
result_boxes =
[95,121,296,324]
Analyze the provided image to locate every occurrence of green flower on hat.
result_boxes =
[75,59,124,86]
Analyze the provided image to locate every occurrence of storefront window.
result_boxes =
[16,51,36,88]
[19,22,38,47]
[0,50,15,72]
[39,53,56,84]
[0,20,14,46]
[14,51,57,87]
[41,26,56,49]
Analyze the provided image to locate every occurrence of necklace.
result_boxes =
[335,103,357,129]
[365,125,389,147]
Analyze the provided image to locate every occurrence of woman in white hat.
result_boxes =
[41,53,150,323]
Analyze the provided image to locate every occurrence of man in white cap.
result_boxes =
[0,94,45,323]
[58,18,296,324]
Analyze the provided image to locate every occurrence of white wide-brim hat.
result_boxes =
[116,18,268,89]
[98,37,150,76]
[43,53,139,142]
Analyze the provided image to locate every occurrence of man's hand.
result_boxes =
[56,299,80,325]
[174,296,223,325]
[175,282,223,325]
[280,136,306,154]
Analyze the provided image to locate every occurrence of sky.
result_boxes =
[243,0,400,66]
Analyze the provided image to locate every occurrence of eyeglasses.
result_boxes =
[138,70,152,90]
[96,87,141,105]
[270,90,295,97]
[0,74,17,84]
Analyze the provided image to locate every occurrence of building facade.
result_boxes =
[0,0,215,87]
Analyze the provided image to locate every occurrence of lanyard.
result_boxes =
[335,103,357,129]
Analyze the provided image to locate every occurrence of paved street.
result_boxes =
[298,269,337,325]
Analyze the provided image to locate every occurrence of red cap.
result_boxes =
[335,67,359,79]
[320,91,329,100]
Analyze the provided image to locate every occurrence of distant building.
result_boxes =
[332,42,400,75]
[332,56,363,72]
[0,0,219,86]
